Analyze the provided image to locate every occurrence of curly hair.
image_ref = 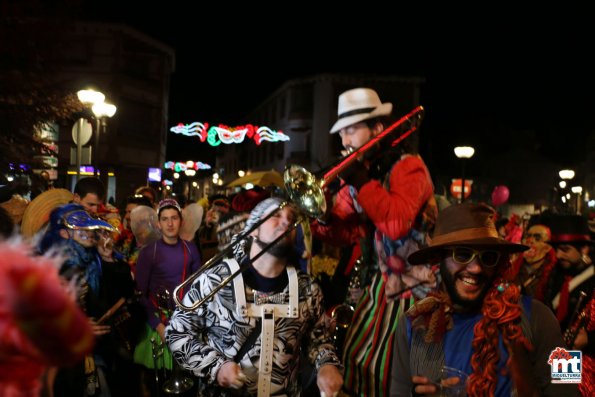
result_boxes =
[468,267,532,396]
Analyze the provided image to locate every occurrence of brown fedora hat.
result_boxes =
[21,188,73,238]
[408,202,528,265]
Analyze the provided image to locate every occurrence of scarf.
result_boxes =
[60,239,102,296]
[406,290,453,343]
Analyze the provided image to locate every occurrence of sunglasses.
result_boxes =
[446,247,501,268]
[524,233,546,242]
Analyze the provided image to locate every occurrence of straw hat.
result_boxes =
[330,88,393,134]
[21,188,73,238]
[408,202,528,265]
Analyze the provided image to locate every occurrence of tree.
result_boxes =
[0,7,84,172]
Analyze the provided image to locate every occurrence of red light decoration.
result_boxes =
[170,122,289,146]
[164,161,212,172]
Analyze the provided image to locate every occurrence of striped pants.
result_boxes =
[342,273,410,396]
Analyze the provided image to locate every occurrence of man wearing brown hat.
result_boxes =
[390,203,577,397]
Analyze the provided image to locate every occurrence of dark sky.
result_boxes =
[82,4,595,180]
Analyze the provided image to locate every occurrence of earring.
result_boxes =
[581,253,592,266]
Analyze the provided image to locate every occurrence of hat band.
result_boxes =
[551,233,591,243]
[430,227,499,246]
[338,107,376,120]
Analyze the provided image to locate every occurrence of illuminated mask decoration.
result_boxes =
[170,122,289,146]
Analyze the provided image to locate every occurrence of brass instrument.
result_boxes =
[330,303,355,357]
[172,106,425,311]
[563,291,589,348]
[153,289,194,395]
[151,336,166,396]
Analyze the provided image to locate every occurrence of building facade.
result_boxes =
[214,74,423,188]
[56,21,175,203]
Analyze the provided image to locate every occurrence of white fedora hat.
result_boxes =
[330,88,393,134]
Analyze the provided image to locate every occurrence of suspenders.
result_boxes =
[228,259,299,397]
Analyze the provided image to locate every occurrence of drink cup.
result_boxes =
[437,366,468,397]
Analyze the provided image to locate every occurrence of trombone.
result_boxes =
[173,105,425,311]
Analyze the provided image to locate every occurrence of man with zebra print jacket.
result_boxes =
[166,198,343,397]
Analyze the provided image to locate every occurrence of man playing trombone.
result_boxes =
[165,197,343,397]
[311,87,438,396]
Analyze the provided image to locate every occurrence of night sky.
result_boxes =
[83,4,595,183]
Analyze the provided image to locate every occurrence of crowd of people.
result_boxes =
[0,87,592,397]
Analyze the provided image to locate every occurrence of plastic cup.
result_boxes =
[437,366,468,397]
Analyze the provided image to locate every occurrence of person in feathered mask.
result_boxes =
[391,202,578,397]
[0,240,95,397]
[166,197,343,397]
[39,203,140,396]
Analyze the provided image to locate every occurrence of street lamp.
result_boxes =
[454,146,475,203]
[571,186,583,214]
[77,89,116,178]
[75,89,104,181]
[91,101,117,177]
[559,169,575,180]
[558,169,575,213]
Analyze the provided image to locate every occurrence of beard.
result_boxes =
[253,234,294,259]
[440,261,494,312]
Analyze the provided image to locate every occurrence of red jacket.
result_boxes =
[312,154,434,245]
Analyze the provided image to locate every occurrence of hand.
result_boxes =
[412,375,464,395]
[317,364,343,397]
[96,233,114,262]
[216,361,247,389]
[89,318,111,337]
[156,323,166,342]
[339,160,370,191]
[411,375,441,395]
[316,186,335,224]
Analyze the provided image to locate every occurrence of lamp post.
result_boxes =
[571,186,583,214]
[454,146,475,203]
[91,101,117,177]
[558,169,575,213]
[77,89,116,179]
[75,89,104,181]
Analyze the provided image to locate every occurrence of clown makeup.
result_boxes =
[522,225,552,263]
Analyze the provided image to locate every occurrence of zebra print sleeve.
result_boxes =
[165,263,232,385]
[304,277,343,371]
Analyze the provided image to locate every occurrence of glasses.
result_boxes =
[524,233,546,242]
[447,247,501,268]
